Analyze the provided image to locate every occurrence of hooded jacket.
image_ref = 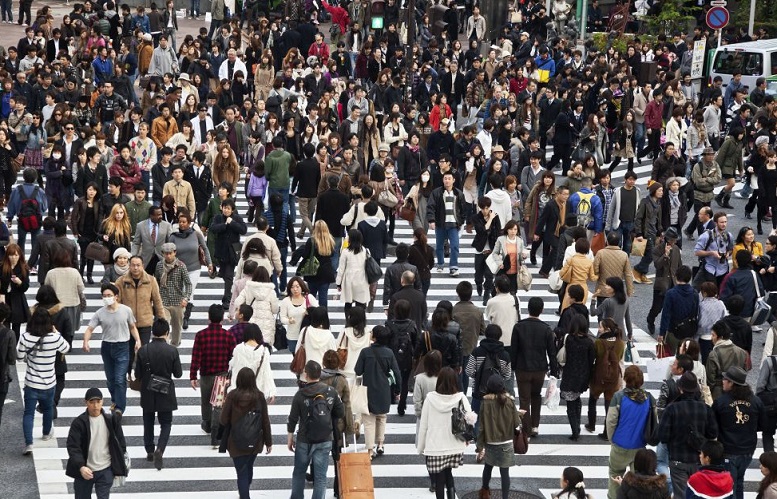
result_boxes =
[606,388,653,449]
[686,466,734,499]
[475,393,521,451]
[485,188,513,228]
[286,381,345,444]
[297,326,337,381]
[707,339,749,400]
[465,338,512,398]
[417,391,471,456]
[617,472,670,499]
[227,342,276,400]
[234,281,279,346]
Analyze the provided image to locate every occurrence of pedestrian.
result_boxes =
[99,203,132,266]
[290,220,337,308]
[712,366,765,499]
[154,243,192,347]
[475,374,522,499]
[296,307,337,381]
[592,231,634,308]
[706,320,749,401]
[43,249,84,335]
[659,265,699,354]
[131,206,174,275]
[560,238,598,311]
[551,467,595,499]
[168,210,212,330]
[219,367,273,499]
[0,303,14,426]
[354,325,401,459]
[465,324,512,436]
[587,318,626,439]
[632,181,664,284]
[135,318,182,470]
[693,212,734,289]
[591,277,633,340]
[317,350,355,495]
[452,282,486,393]
[427,170,467,276]
[190,304,236,436]
[472,197,501,304]
[82,283,141,414]
[489,220,528,294]
[612,448,670,499]
[279,277,319,354]
[720,250,765,321]
[698,282,727,364]
[646,228,682,337]
[756,451,777,498]
[65,388,129,499]
[336,229,371,316]
[685,147,721,238]
[102,248,131,285]
[288,360,345,499]
[234,267,279,346]
[70,182,104,282]
[560,314,596,441]
[686,441,734,499]
[417,366,473,499]
[228,323,276,403]
[1,242,31,337]
[18,307,70,455]
[337,305,372,382]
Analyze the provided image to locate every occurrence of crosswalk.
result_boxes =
[14,164,760,499]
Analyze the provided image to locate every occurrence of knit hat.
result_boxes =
[113,247,131,261]
[756,135,770,148]
[161,242,177,253]
[648,180,662,195]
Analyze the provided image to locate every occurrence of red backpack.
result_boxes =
[17,185,42,231]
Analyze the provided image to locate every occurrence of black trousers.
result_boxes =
[685,199,710,235]
[473,253,494,296]
[220,264,235,309]
[646,290,666,330]
[548,143,572,176]
[128,327,152,376]
[78,239,96,276]
[17,0,30,25]
[566,397,582,438]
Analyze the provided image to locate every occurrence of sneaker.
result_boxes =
[22,444,33,455]
[42,431,54,441]
[436,266,444,273]
[29,267,37,275]
[449,269,459,277]
[531,427,539,437]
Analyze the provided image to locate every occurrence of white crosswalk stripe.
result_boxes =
[13,169,761,499]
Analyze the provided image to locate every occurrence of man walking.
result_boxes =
[132,206,174,274]
[694,212,734,288]
[65,388,128,499]
[453,281,485,393]
[427,171,466,276]
[288,360,345,499]
[155,243,192,347]
[82,283,141,414]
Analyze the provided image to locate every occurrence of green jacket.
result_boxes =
[125,199,151,236]
[715,136,743,176]
[475,394,521,452]
[265,149,293,190]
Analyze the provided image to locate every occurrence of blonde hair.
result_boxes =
[312,220,335,256]
[102,203,132,245]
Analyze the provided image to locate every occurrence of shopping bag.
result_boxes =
[647,345,673,382]
[542,376,559,411]
[548,270,563,292]
[351,378,369,415]
[209,375,230,408]
[631,238,647,257]
[624,340,641,365]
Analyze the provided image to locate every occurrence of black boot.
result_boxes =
[446,486,457,499]
[722,193,734,209]
[183,302,193,330]
[715,191,725,208]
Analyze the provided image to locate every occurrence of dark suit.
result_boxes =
[55,137,84,169]
[183,164,213,218]
[132,219,174,272]
[388,284,428,331]
[439,70,465,109]
[46,38,64,64]
[135,337,182,454]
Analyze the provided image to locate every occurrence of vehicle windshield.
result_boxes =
[713,51,764,76]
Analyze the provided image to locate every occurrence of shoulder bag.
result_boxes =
[289,327,308,375]
[297,241,320,277]
[751,270,771,326]
[365,249,383,284]
[274,310,288,352]
[378,180,399,207]
[85,241,110,264]
[413,330,433,377]
[451,397,475,442]
[517,256,532,292]
[337,334,349,370]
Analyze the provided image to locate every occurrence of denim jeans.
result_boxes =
[656,442,673,494]
[617,221,635,255]
[16,226,40,256]
[101,341,130,412]
[233,454,257,499]
[435,226,460,269]
[287,339,297,354]
[635,122,646,156]
[23,386,55,445]
[634,236,655,274]
[268,187,289,211]
[726,453,753,499]
[331,237,342,272]
[74,467,114,499]
[272,246,289,295]
[460,354,471,394]
[291,440,332,499]
[1,0,11,21]
[190,0,200,16]
[311,281,330,308]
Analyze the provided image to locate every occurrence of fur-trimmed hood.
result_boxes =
[623,471,668,492]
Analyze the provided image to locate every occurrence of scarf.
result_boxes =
[113,261,129,278]
[160,257,181,287]
[555,199,566,237]
[669,190,681,211]
[624,387,647,403]
[408,144,420,153]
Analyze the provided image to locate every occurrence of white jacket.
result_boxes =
[337,326,373,381]
[417,391,472,456]
[665,118,688,153]
[228,342,276,399]
[234,281,279,346]
[485,188,513,227]
[297,326,337,382]
[336,248,370,304]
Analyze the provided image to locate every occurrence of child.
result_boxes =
[552,467,594,499]
[245,159,267,223]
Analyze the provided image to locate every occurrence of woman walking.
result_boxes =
[590,277,633,339]
[417,366,474,499]
[609,109,636,173]
[0,243,31,337]
[476,374,522,499]
[228,323,275,403]
[296,307,337,381]
[279,277,319,354]
[70,181,103,283]
[757,451,777,499]
[552,467,595,499]
[17,307,70,455]
[408,227,435,296]
[354,325,401,460]
[560,314,596,440]
[135,319,182,470]
[560,238,598,311]
[586,318,626,438]
[43,251,85,336]
[337,305,372,382]
[290,220,336,308]
[234,267,279,347]
[168,211,212,330]
[43,144,72,220]
[336,229,371,317]
[219,367,273,499]
[99,203,132,266]
[490,220,528,294]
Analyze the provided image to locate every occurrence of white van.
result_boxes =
[710,39,777,92]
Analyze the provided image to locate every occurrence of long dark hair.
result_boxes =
[347,229,363,254]
[759,452,777,498]
[231,366,262,401]
[435,366,459,395]
[606,276,627,305]
[560,467,587,499]
[346,305,366,338]
[27,307,54,337]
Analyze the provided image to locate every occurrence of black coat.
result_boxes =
[75,162,107,198]
[66,410,128,479]
[314,187,351,238]
[357,219,388,261]
[290,237,336,285]
[427,187,466,228]
[397,145,427,185]
[135,338,183,413]
[382,260,420,306]
[388,285,427,332]
[209,213,248,266]
[417,328,461,369]
[32,304,74,376]
[0,264,30,325]
[184,164,214,215]
[534,199,568,243]
[0,325,15,393]
[354,344,402,415]
[510,317,558,374]
[559,333,595,394]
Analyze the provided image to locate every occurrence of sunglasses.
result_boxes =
[64,126,74,130]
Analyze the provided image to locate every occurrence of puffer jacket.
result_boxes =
[634,195,662,239]
[227,342,276,400]
[616,472,670,499]
[234,281,279,346]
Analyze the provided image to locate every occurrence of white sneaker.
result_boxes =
[42,431,54,441]
[436,266,444,273]
[449,269,460,277]
[22,444,33,455]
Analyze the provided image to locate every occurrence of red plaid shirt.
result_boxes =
[190,323,236,379]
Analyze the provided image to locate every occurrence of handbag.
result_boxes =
[351,377,369,415]
[209,374,230,407]
[289,327,309,374]
[198,245,207,266]
[556,334,568,366]
[517,257,532,291]
[513,411,531,454]
[591,232,606,255]
[365,249,382,284]
[451,398,475,442]
[399,201,416,222]
[378,181,399,207]
[337,334,348,369]
[297,241,320,277]
[631,238,647,257]
[274,312,288,351]
[85,241,110,264]
[548,270,563,292]
[751,271,771,325]
[643,398,658,445]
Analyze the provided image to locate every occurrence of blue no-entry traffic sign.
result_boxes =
[706,6,730,30]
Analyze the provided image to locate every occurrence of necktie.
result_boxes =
[197,167,201,179]
[151,223,157,244]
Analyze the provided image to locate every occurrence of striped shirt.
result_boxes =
[17,332,70,390]
[444,191,456,224]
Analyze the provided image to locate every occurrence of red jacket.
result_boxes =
[322,1,350,35]
[644,100,664,130]
[308,42,330,65]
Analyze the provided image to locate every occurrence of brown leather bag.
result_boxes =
[337,335,348,370]
[289,327,309,375]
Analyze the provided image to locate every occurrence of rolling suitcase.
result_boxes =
[337,434,374,499]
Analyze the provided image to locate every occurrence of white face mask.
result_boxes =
[52,153,62,160]
[385,169,394,176]
[102,296,115,306]
[421,173,430,182]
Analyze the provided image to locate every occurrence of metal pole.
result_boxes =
[405,0,415,106]
[749,0,756,36]
[579,0,589,57]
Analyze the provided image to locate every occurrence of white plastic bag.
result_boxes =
[548,270,563,292]
[543,376,560,411]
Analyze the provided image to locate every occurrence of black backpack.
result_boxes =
[305,392,333,444]
[389,321,415,371]
[230,404,264,451]
[474,353,501,399]
[17,185,42,231]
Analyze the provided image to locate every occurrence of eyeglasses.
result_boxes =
[64,126,74,130]
[54,113,62,116]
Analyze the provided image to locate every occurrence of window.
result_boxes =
[713,51,763,76]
